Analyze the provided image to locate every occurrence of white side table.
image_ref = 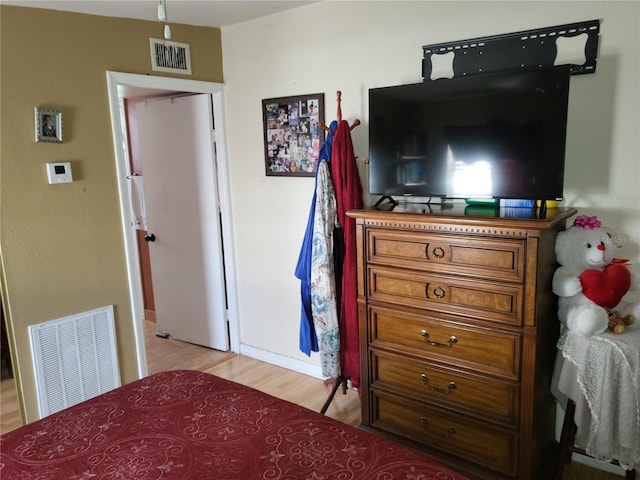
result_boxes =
[552,327,640,479]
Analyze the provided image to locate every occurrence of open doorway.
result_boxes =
[106,72,240,378]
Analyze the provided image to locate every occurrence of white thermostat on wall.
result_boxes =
[46,162,73,184]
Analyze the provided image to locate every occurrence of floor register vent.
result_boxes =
[29,306,121,418]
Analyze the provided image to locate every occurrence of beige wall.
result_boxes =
[222,1,640,368]
[0,5,223,422]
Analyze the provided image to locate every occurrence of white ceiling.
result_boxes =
[1,0,319,28]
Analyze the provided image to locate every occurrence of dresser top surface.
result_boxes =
[348,204,577,231]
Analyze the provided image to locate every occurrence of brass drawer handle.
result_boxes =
[421,330,457,348]
[420,418,456,438]
[421,373,457,394]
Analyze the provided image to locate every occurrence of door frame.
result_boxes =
[106,71,240,378]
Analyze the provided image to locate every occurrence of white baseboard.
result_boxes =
[239,344,323,379]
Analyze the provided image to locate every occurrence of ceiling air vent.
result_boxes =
[150,38,192,75]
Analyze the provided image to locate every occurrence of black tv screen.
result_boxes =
[368,66,571,201]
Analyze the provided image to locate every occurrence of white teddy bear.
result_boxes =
[552,215,640,336]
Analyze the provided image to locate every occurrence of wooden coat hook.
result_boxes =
[319,91,361,134]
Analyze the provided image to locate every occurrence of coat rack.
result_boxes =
[318,90,360,415]
[319,91,361,134]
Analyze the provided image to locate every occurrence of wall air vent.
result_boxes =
[29,306,121,418]
[150,38,192,75]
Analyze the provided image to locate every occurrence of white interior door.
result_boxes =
[135,94,228,351]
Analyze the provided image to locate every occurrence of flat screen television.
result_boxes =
[368,66,571,202]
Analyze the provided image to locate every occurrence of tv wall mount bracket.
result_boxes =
[422,19,600,81]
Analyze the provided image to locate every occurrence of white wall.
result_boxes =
[221,1,640,373]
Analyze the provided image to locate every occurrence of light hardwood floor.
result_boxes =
[0,320,628,479]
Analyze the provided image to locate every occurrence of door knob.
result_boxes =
[144,233,156,242]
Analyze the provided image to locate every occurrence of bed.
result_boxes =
[0,369,469,479]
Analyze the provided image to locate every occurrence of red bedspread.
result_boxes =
[1,370,469,479]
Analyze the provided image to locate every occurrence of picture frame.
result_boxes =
[35,107,63,143]
[262,93,324,177]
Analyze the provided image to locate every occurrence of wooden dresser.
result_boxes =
[348,205,576,480]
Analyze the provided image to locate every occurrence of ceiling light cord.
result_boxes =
[157,0,166,21]
[157,0,171,40]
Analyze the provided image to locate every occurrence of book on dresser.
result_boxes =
[347,204,577,480]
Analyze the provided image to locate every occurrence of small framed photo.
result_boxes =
[35,107,63,143]
[262,93,324,177]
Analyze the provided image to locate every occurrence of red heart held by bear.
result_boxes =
[580,263,631,309]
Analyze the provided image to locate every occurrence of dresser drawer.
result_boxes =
[367,229,525,282]
[368,305,521,379]
[371,391,518,476]
[368,265,524,326]
[371,350,519,426]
